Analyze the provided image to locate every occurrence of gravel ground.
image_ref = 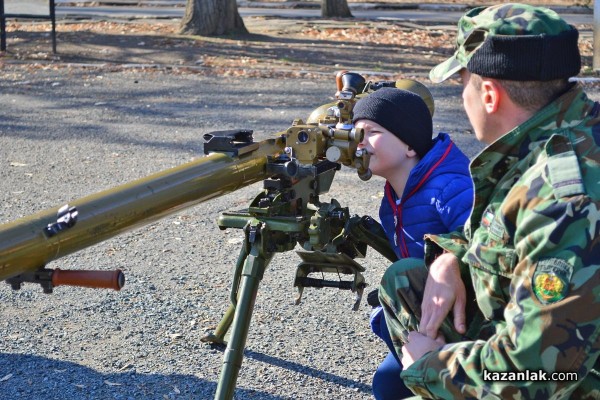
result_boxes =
[0,66,597,400]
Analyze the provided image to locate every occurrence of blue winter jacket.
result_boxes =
[371,132,473,400]
[379,132,473,259]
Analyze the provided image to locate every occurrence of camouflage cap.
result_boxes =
[429,3,581,83]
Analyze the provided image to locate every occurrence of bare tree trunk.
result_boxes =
[321,0,353,18]
[180,0,248,36]
[594,0,600,70]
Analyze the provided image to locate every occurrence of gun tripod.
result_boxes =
[200,156,396,400]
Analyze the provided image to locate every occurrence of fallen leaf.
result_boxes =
[117,363,133,372]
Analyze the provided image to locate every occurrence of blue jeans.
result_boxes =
[370,307,413,400]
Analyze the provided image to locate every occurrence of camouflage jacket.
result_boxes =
[401,84,600,399]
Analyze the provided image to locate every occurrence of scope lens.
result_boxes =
[298,130,309,143]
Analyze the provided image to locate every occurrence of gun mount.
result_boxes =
[0,71,434,399]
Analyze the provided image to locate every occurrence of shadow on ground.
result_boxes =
[0,350,371,399]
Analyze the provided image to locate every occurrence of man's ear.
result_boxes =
[481,79,501,114]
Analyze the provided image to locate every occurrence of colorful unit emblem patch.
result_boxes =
[533,273,566,303]
[532,258,573,304]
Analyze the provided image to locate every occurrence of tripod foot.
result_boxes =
[201,333,227,345]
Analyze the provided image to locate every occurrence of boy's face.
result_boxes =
[355,119,416,181]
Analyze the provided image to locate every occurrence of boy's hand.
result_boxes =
[418,252,466,339]
[402,331,446,368]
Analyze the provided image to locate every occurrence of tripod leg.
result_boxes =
[214,228,272,400]
[202,244,249,345]
[201,304,235,345]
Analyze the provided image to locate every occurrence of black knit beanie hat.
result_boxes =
[352,87,433,158]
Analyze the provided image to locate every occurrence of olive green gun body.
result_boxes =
[0,137,283,284]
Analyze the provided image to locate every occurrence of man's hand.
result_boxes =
[402,331,446,368]
[419,252,466,339]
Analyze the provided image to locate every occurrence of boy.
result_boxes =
[352,87,473,399]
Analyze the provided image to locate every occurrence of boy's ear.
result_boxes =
[406,146,418,158]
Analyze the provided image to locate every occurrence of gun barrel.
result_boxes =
[0,138,283,282]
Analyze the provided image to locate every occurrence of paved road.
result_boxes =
[238,7,593,27]
[3,1,594,27]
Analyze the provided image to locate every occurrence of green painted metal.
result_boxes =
[0,138,284,282]
[214,223,274,400]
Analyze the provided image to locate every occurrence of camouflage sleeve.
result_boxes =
[401,192,600,399]
[423,231,469,269]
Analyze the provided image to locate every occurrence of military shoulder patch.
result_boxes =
[532,258,573,304]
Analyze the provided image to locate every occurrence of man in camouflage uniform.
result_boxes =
[378,3,600,399]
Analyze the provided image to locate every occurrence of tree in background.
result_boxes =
[180,0,248,36]
[322,0,353,18]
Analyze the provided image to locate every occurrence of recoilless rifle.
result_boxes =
[0,71,434,399]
